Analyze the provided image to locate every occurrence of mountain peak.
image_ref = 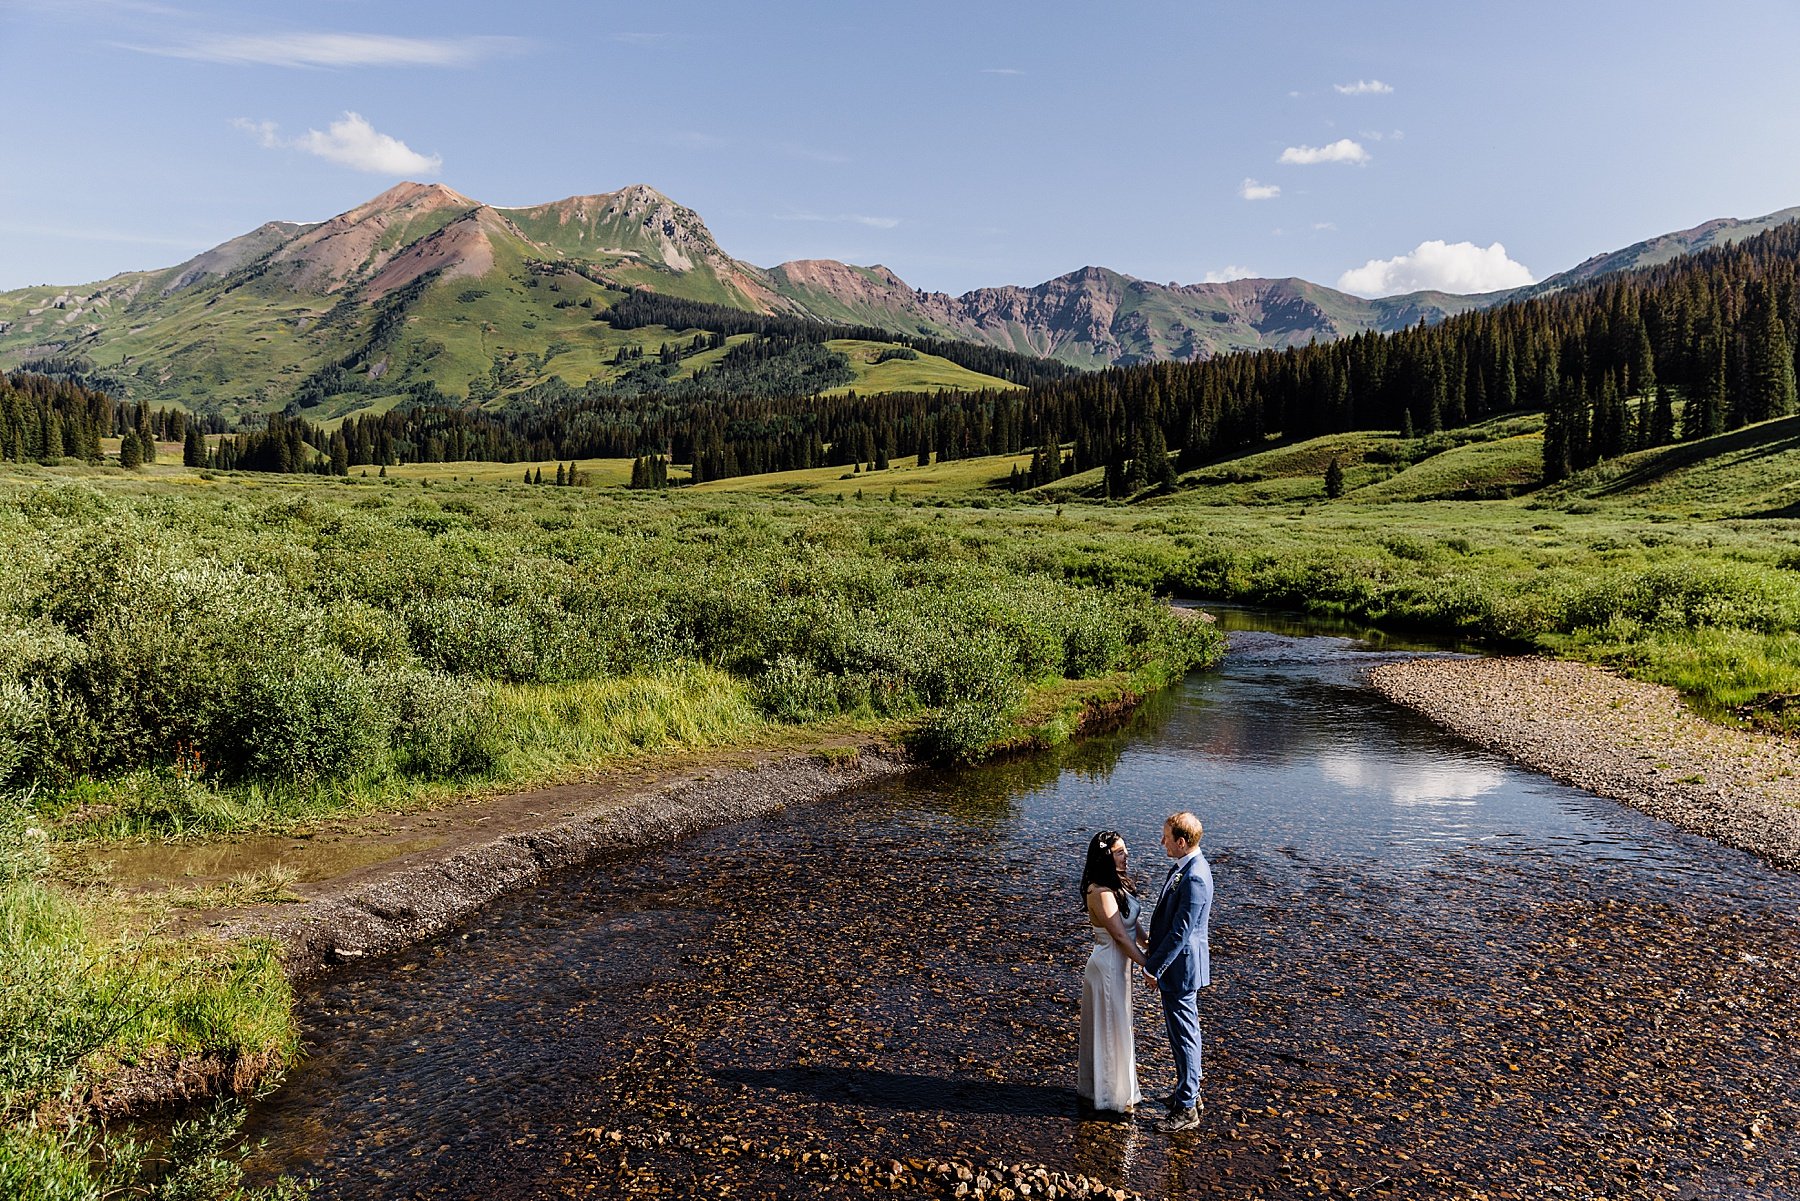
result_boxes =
[345,181,477,221]
[613,183,673,207]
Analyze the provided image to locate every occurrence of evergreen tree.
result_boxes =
[1541,378,1571,483]
[1142,420,1173,489]
[1650,385,1676,447]
[1684,338,1727,440]
[1124,428,1147,492]
[1593,373,1627,460]
[184,424,206,467]
[1323,455,1345,499]
[119,429,143,470]
[556,463,567,486]
[1745,282,1797,423]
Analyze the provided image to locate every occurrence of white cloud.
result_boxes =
[128,32,520,68]
[230,117,281,149]
[1334,79,1393,95]
[1337,240,1536,297]
[1279,139,1370,166]
[1202,265,1257,283]
[296,113,440,174]
[982,67,1025,75]
[1239,178,1280,201]
[1312,221,1337,231]
[776,211,900,230]
[235,112,441,176]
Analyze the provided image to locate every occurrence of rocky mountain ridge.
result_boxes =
[3,183,1796,415]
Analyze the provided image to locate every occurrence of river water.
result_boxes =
[245,616,1800,1199]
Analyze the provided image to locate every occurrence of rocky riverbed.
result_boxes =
[241,632,1800,1200]
[1368,656,1800,870]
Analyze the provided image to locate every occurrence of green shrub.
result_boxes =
[906,692,1019,765]
[379,670,500,778]
[230,657,389,784]
[0,1100,312,1200]
[1567,561,1800,635]
[753,655,840,723]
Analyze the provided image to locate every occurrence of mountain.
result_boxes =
[2,183,1796,421]
[765,261,1488,368]
[1530,205,1800,291]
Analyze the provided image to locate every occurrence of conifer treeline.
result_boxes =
[0,372,227,465]
[239,222,1800,486]
[18,220,1800,487]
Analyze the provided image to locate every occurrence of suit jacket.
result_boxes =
[1144,851,1212,993]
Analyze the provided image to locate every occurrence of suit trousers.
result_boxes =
[1160,983,1202,1108]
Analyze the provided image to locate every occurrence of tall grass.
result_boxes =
[490,668,765,777]
[0,788,303,1198]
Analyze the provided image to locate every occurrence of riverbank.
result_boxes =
[1369,655,1800,870]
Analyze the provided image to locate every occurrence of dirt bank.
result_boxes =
[1369,656,1800,870]
[224,743,909,981]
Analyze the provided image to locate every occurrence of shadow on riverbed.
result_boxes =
[715,1066,1075,1116]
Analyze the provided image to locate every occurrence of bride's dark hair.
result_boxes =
[1080,830,1131,908]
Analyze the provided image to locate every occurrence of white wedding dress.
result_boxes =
[1077,889,1143,1112]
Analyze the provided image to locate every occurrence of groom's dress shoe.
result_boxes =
[1160,1092,1201,1116]
[1156,1106,1201,1133]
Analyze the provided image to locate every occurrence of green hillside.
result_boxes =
[823,339,1016,395]
[0,194,1023,424]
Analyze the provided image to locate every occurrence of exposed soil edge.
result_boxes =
[1369,655,1800,871]
[236,744,911,982]
[83,1048,286,1119]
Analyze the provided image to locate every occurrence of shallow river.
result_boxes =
[245,615,1800,1199]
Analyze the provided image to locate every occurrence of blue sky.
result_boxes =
[6,0,1800,297]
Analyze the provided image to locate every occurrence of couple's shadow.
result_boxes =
[714,1066,1075,1118]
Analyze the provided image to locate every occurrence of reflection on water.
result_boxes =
[1318,752,1501,807]
[244,620,1800,1200]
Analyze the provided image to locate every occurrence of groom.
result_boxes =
[1142,810,1212,1133]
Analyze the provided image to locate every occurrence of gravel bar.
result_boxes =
[1369,656,1800,871]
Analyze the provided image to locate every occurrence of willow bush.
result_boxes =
[0,479,1221,820]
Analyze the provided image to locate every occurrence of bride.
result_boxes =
[1078,830,1147,1114]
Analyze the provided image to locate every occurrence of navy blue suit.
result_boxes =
[1144,850,1212,1110]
